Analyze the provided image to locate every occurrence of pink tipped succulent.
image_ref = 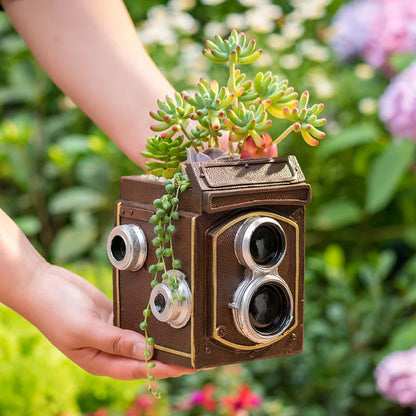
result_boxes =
[143,30,326,178]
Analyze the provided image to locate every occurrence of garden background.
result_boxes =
[1,0,416,415]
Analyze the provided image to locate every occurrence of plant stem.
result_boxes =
[274,123,297,145]
[179,121,193,142]
[228,140,235,154]
[228,60,236,95]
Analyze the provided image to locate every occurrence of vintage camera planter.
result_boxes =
[107,155,311,369]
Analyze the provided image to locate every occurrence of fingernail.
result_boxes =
[132,342,145,358]
[133,342,153,359]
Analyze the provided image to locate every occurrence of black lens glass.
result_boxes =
[250,225,283,266]
[249,284,289,335]
[154,293,166,314]
[111,236,126,261]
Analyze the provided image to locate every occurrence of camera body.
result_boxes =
[107,156,311,369]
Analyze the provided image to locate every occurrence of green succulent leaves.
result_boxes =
[142,135,191,178]
[142,29,327,178]
[203,29,263,65]
[254,71,299,119]
[223,102,272,145]
[282,91,327,146]
[150,92,193,140]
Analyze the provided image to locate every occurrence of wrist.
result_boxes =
[0,209,49,317]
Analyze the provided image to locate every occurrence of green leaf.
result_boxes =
[14,215,41,236]
[48,187,106,215]
[50,225,97,262]
[313,200,362,230]
[317,124,380,159]
[366,140,415,214]
[381,315,416,356]
[389,53,416,73]
[57,134,90,156]
[323,244,345,281]
[75,156,110,191]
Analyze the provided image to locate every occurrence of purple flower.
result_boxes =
[379,61,416,140]
[375,347,416,407]
[363,0,416,70]
[330,0,416,70]
[330,0,374,62]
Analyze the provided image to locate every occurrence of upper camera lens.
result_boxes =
[250,225,283,266]
[249,283,290,335]
[235,216,286,272]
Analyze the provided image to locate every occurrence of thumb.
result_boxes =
[84,320,154,361]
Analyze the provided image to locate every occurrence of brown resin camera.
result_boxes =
[107,156,311,369]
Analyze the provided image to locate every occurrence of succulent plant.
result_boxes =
[142,29,327,175]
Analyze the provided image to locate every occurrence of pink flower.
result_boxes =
[363,0,416,71]
[190,384,217,411]
[331,0,416,72]
[375,347,416,407]
[240,134,278,159]
[125,394,158,416]
[221,384,263,415]
[88,410,108,416]
[379,61,416,140]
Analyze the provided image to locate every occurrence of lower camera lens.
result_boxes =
[154,293,166,314]
[249,284,289,335]
[111,235,126,261]
[231,275,293,343]
[250,225,283,266]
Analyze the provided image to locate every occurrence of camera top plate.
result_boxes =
[185,155,305,191]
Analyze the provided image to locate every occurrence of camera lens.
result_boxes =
[250,225,283,266]
[154,293,166,314]
[111,235,126,261]
[231,275,293,343]
[235,216,286,272]
[249,284,289,335]
[107,224,147,271]
[149,270,191,329]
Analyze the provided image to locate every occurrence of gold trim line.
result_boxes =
[115,202,122,327]
[154,344,192,358]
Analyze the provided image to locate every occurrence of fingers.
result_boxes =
[83,320,153,361]
[148,361,196,379]
[74,349,195,380]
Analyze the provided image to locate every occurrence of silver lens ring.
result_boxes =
[231,274,293,343]
[235,216,286,273]
[150,270,191,329]
[107,224,147,271]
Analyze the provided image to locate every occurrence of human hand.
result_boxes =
[27,262,195,380]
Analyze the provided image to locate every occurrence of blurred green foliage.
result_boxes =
[1,0,416,415]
